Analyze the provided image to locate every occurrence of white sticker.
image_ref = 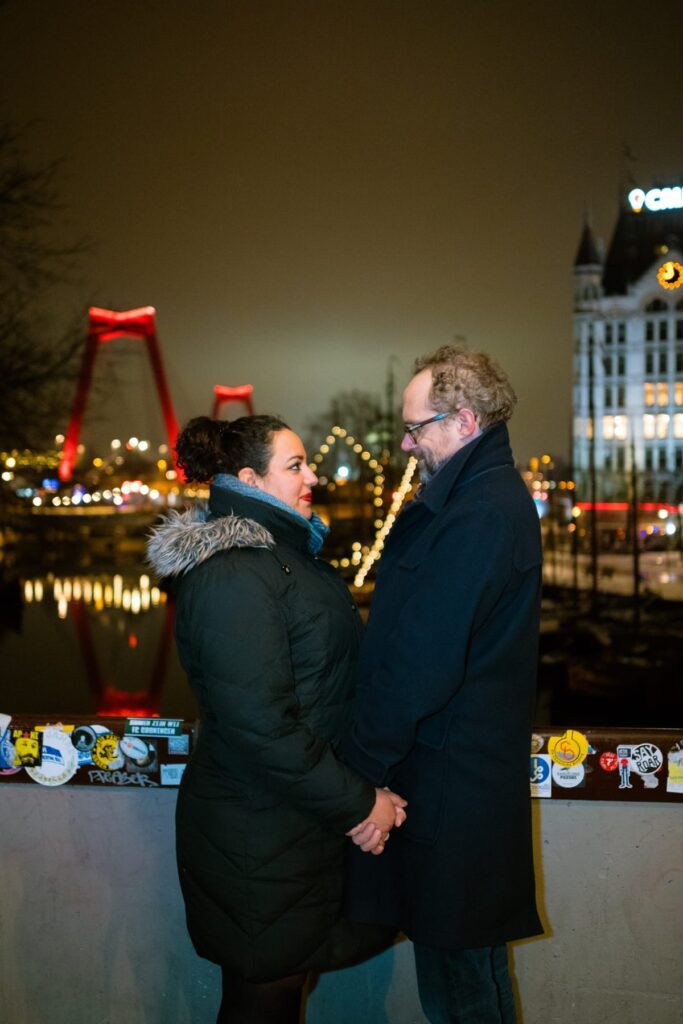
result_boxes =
[530,755,551,798]
[25,727,78,787]
[160,763,186,787]
[552,762,585,789]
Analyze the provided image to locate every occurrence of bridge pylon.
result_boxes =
[58,306,179,483]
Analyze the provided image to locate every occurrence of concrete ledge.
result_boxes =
[0,788,680,1023]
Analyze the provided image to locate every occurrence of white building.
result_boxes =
[572,184,683,504]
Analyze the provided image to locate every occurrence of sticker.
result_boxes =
[530,755,551,798]
[168,734,190,756]
[631,743,663,775]
[10,727,43,767]
[25,727,78,787]
[552,762,585,788]
[616,745,635,789]
[160,763,186,786]
[0,729,21,775]
[0,713,11,736]
[600,751,619,772]
[666,740,683,794]
[70,725,97,766]
[125,718,183,738]
[548,729,589,767]
[530,734,545,754]
[72,725,97,753]
[120,737,158,773]
[91,733,125,771]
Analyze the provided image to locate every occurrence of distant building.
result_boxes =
[572,183,683,504]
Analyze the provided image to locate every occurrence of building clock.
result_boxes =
[657,260,683,290]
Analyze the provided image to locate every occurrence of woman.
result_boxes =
[147,415,405,1023]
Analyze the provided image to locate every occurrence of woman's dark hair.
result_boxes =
[175,415,289,483]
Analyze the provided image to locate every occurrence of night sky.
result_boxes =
[3,0,683,462]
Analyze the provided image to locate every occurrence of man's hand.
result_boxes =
[346,788,407,855]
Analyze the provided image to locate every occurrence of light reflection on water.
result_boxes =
[2,567,198,721]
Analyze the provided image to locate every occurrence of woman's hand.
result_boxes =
[346,788,407,855]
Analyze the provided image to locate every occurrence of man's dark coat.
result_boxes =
[345,421,544,949]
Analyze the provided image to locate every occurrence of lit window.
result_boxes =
[675,382,683,406]
[573,417,582,439]
[587,417,593,440]
[657,413,670,439]
[643,414,656,439]
[644,383,655,406]
[602,416,615,440]
[674,414,683,439]
[657,382,669,406]
[614,416,628,440]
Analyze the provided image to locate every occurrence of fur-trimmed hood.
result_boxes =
[147,504,274,577]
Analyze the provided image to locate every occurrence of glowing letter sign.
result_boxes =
[628,186,683,213]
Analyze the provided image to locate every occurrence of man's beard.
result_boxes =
[417,449,448,484]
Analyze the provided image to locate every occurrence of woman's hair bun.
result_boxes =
[175,416,226,483]
[175,413,290,483]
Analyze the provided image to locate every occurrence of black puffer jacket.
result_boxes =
[148,486,388,980]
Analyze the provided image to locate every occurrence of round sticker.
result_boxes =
[631,743,663,775]
[548,729,589,767]
[552,762,585,788]
[531,734,545,754]
[72,725,97,753]
[91,733,125,770]
[120,736,157,768]
[26,727,78,787]
[600,751,619,772]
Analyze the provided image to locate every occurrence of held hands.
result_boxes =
[346,788,407,856]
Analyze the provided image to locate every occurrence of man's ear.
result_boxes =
[457,408,480,439]
[238,467,258,487]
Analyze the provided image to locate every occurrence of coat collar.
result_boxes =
[419,420,514,513]
[209,484,312,555]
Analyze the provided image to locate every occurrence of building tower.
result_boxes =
[572,184,683,506]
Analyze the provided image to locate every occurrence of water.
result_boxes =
[1,536,198,721]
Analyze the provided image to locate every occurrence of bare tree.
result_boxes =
[0,121,86,450]
[304,389,386,452]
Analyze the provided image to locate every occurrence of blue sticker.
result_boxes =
[530,755,552,798]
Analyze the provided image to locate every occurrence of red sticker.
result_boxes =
[600,751,618,772]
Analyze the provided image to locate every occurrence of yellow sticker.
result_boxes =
[91,733,124,770]
[548,729,589,767]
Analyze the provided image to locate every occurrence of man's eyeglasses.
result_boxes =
[402,412,449,443]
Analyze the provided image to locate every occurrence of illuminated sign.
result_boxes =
[657,260,683,290]
[628,186,683,213]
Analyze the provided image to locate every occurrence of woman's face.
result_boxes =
[244,429,318,519]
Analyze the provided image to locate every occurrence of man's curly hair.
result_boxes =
[413,346,517,428]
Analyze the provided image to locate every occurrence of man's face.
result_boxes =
[401,369,468,482]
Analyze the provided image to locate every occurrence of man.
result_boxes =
[345,346,543,1023]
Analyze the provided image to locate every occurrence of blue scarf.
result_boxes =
[213,474,329,556]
